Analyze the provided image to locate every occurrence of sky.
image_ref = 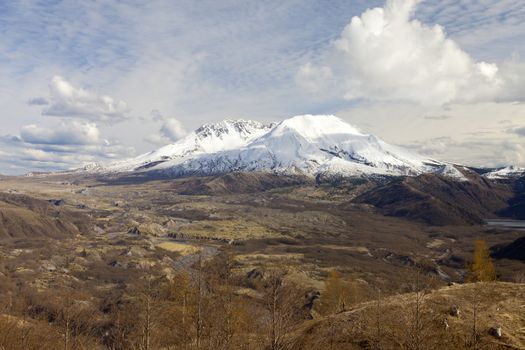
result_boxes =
[0,0,524,174]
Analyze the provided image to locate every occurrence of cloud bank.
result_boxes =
[298,0,524,105]
[41,76,130,122]
[20,121,100,145]
[0,76,135,172]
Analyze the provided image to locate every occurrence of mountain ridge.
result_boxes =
[80,115,472,181]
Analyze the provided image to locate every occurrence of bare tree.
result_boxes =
[318,270,362,315]
[465,283,486,348]
[259,271,304,350]
[386,267,440,350]
[123,272,166,350]
[372,287,384,350]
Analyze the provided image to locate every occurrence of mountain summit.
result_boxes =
[90,115,465,179]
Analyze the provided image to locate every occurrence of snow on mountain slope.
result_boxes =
[484,166,525,179]
[155,115,465,179]
[103,119,273,172]
[89,115,466,180]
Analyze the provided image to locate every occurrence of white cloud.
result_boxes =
[295,63,333,93]
[19,121,100,145]
[298,0,524,105]
[20,148,78,163]
[41,76,130,122]
[0,119,134,173]
[160,118,187,141]
[405,136,454,156]
[0,74,139,173]
[145,110,187,145]
[405,136,525,167]
[0,140,135,173]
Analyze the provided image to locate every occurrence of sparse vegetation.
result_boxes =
[0,173,524,349]
[3,246,524,349]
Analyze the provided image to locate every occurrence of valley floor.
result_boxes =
[0,172,524,348]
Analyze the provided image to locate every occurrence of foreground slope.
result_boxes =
[296,282,525,350]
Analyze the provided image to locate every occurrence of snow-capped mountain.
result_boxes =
[104,119,273,172]
[484,166,525,180]
[87,115,465,179]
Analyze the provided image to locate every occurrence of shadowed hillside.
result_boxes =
[493,236,525,262]
[353,173,511,225]
[175,172,313,195]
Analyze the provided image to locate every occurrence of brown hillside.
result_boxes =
[295,282,525,350]
[0,192,91,239]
